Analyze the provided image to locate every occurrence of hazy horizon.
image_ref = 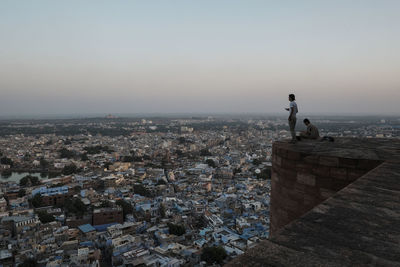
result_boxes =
[1,112,399,121]
[1,0,399,116]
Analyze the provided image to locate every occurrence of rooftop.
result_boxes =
[78,224,96,233]
[227,138,400,266]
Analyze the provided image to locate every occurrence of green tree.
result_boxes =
[59,148,75,159]
[156,179,167,186]
[73,185,82,194]
[37,211,55,223]
[233,167,241,175]
[18,258,38,267]
[201,246,227,265]
[0,156,13,167]
[200,149,211,156]
[81,153,89,161]
[133,184,152,197]
[206,159,216,168]
[64,198,87,216]
[256,168,271,180]
[116,199,133,219]
[30,175,40,185]
[122,155,134,162]
[48,171,59,178]
[18,189,26,197]
[64,139,72,145]
[167,223,186,236]
[31,194,43,208]
[194,216,207,228]
[45,140,53,145]
[159,204,166,218]
[62,164,77,175]
[252,158,262,166]
[20,176,29,186]
[23,153,31,162]
[175,149,183,157]
[84,145,113,154]
[133,156,143,162]
[1,169,12,178]
[40,158,49,169]
[20,175,40,187]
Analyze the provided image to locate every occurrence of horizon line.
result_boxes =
[0,112,399,121]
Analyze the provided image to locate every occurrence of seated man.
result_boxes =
[300,118,320,139]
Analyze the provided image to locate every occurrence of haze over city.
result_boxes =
[1,0,399,116]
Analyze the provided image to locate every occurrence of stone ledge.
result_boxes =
[270,138,391,234]
[226,138,400,266]
[272,138,400,162]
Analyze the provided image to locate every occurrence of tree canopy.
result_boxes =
[252,158,262,166]
[121,155,134,162]
[256,168,271,180]
[18,258,38,267]
[84,145,113,154]
[167,223,186,236]
[133,184,152,197]
[31,194,43,208]
[116,199,133,219]
[40,158,49,169]
[37,211,55,224]
[159,204,166,218]
[59,148,75,159]
[200,149,212,156]
[0,156,13,167]
[206,159,216,168]
[20,175,40,187]
[64,198,87,216]
[80,153,89,161]
[201,246,227,265]
[18,189,26,197]
[62,163,78,175]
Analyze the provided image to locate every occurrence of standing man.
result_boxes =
[285,94,298,143]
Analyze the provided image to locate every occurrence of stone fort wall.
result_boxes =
[270,142,382,235]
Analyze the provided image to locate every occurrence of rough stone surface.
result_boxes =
[269,138,400,234]
[226,138,400,267]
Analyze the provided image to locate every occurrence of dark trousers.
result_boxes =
[289,118,297,140]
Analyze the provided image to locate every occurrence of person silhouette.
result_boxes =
[285,94,298,143]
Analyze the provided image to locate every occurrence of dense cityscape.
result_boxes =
[0,115,398,267]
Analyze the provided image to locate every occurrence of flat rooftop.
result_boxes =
[227,138,400,266]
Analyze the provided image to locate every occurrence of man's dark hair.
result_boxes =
[303,118,310,124]
[289,94,295,100]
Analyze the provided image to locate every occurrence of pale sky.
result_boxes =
[0,0,399,116]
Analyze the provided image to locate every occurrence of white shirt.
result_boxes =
[289,101,298,117]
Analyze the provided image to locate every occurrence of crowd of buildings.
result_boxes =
[0,116,398,266]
